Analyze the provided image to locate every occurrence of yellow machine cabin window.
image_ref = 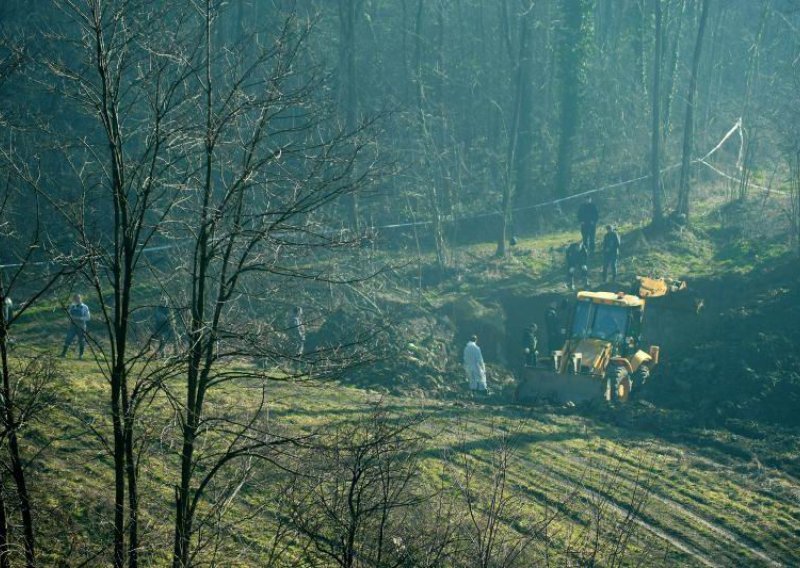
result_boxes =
[571,301,631,342]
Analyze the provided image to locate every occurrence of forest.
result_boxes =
[0,0,799,566]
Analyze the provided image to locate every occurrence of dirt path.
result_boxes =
[438,413,786,566]
[518,453,723,568]
[534,444,785,567]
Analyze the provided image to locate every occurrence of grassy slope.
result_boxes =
[34,373,797,566]
[7,183,800,566]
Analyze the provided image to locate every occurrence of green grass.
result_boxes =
[15,358,799,566]
[5,187,800,566]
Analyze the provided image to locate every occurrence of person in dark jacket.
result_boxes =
[566,242,589,290]
[152,299,178,357]
[577,196,599,253]
[545,302,561,352]
[601,225,621,282]
[522,324,538,367]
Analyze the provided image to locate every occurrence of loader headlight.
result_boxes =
[571,353,582,374]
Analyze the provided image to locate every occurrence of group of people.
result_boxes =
[463,299,573,394]
[567,197,621,290]
[58,294,179,360]
[57,294,307,361]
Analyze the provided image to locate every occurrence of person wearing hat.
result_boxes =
[601,225,621,282]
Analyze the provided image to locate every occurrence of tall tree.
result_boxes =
[42,2,197,564]
[554,0,591,197]
[170,4,379,565]
[676,0,712,219]
[650,0,665,228]
[410,0,450,271]
[339,0,361,233]
[662,0,688,140]
[497,8,532,257]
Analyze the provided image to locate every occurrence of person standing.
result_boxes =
[289,306,306,357]
[601,225,621,282]
[545,302,562,353]
[522,324,538,367]
[152,299,178,357]
[577,196,599,253]
[61,294,90,359]
[566,242,589,290]
[463,335,487,394]
[2,297,12,324]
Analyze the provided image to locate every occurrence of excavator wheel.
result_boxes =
[631,364,651,398]
[604,365,629,402]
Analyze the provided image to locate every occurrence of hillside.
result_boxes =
[4,183,799,566]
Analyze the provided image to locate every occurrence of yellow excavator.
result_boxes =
[515,277,686,404]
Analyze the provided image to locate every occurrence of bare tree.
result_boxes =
[338,0,362,233]
[554,0,591,197]
[445,426,555,567]
[0,36,84,567]
[166,4,381,566]
[496,6,532,258]
[38,2,203,565]
[651,0,666,229]
[284,404,427,568]
[676,0,712,220]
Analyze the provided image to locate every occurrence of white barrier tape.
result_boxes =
[372,117,743,229]
[2,120,790,270]
[0,260,57,270]
[698,117,742,163]
[698,159,790,197]
[378,119,746,229]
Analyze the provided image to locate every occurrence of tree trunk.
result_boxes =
[88,6,135,564]
[0,473,9,568]
[497,15,530,257]
[676,0,711,219]
[124,397,138,568]
[173,4,212,564]
[650,0,665,228]
[339,0,360,233]
[513,9,536,213]
[111,370,126,568]
[1,283,36,568]
[412,0,449,270]
[662,0,687,140]
[554,0,589,196]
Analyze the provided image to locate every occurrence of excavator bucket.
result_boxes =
[515,367,605,404]
[635,276,703,314]
[636,276,686,298]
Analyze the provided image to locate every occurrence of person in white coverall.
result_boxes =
[463,335,487,393]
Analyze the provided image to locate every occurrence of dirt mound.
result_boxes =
[311,298,459,395]
[651,261,800,425]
